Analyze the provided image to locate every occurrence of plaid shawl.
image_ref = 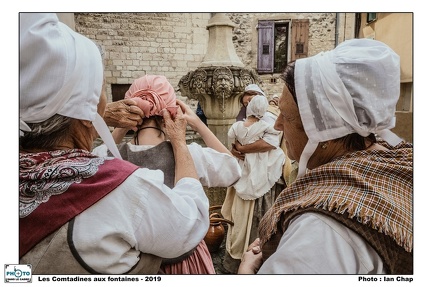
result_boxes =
[259,142,413,253]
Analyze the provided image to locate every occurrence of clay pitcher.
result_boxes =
[204,212,234,253]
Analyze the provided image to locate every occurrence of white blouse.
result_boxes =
[258,213,386,274]
[79,143,241,273]
[228,121,284,200]
[73,168,210,274]
[260,112,280,148]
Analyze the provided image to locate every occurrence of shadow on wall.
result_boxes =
[392,111,413,143]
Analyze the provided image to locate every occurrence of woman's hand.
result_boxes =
[235,139,275,156]
[231,142,245,160]
[162,106,187,144]
[176,99,233,155]
[162,106,198,182]
[103,99,144,131]
[176,99,201,131]
[238,238,263,274]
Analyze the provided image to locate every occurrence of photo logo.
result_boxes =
[4,264,32,283]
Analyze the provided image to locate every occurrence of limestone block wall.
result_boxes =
[75,13,211,103]
[75,13,354,103]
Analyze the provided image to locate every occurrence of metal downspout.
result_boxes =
[335,13,339,47]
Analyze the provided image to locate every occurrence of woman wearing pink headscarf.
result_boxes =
[124,75,178,119]
[93,75,241,274]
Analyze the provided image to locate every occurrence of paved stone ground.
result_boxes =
[205,194,230,274]
[209,235,228,274]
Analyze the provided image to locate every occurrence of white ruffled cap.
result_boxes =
[20,13,121,158]
[295,38,403,177]
[244,83,266,97]
[246,95,268,119]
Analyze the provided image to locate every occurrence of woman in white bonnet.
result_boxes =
[222,84,289,273]
[238,38,412,274]
[19,13,209,275]
[223,96,285,271]
[228,95,285,200]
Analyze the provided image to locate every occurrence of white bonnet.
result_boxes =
[244,84,266,97]
[20,13,103,131]
[246,95,268,119]
[20,13,121,158]
[295,38,403,177]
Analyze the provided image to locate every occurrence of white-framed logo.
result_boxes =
[4,264,32,283]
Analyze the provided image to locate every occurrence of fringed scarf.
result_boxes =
[19,149,139,257]
[259,142,413,253]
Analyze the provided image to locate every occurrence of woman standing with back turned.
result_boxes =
[93,74,242,274]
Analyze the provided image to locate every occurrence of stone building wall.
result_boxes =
[227,13,356,97]
[74,13,354,103]
[75,13,211,104]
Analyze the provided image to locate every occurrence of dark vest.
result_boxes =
[20,221,162,275]
[112,141,175,188]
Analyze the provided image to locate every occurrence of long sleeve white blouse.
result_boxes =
[73,167,209,274]
[258,213,386,274]
[82,142,241,273]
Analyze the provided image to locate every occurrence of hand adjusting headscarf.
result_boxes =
[125,75,178,118]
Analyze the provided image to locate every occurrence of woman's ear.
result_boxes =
[79,120,93,128]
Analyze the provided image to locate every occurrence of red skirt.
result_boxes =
[159,240,215,274]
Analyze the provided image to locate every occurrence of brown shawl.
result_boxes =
[259,142,413,273]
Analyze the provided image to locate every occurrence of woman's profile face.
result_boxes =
[97,81,107,118]
[274,85,308,161]
[241,92,260,107]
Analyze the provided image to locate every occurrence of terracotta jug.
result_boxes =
[204,206,234,253]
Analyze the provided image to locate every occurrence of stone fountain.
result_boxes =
[178,13,261,147]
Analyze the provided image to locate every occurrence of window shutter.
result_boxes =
[257,21,274,73]
[291,19,309,61]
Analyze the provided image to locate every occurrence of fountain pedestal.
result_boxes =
[179,13,261,147]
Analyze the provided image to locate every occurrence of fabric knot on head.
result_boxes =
[125,75,177,118]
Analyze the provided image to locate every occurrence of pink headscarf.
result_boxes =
[125,75,177,118]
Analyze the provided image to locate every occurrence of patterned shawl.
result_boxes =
[19,149,138,257]
[259,142,413,253]
[20,149,104,218]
